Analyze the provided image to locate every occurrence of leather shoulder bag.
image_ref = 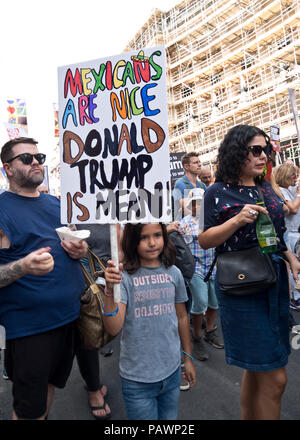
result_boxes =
[77,249,115,349]
[204,186,277,296]
[216,246,277,296]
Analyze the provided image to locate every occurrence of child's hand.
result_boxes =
[183,358,196,388]
[105,260,123,291]
[166,222,180,234]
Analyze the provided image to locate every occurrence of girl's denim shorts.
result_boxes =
[215,254,291,372]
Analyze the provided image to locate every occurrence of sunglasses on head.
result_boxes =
[6,153,46,165]
[247,144,272,157]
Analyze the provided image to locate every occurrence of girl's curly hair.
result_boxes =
[215,125,270,185]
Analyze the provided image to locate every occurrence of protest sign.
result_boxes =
[42,165,50,192]
[170,152,185,181]
[6,98,27,126]
[4,123,28,140]
[288,88,300,144]
[58,47,171,225]
[270,125,280,152]
[0,168,7,189]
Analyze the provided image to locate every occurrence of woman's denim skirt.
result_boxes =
[215,254,291,371]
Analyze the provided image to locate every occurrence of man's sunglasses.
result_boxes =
[6,153,46,165]
[247,144,272,157]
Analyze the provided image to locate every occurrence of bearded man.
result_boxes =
[0,137,87,420]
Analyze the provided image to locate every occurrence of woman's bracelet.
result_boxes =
[104,287,114,297]
[182,350,194,361]
[102,304,119,317]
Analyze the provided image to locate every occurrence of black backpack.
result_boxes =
[168,231,195,283]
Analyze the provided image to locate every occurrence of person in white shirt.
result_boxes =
[274,162,300,306]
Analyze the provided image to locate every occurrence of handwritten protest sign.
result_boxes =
[3,123,28,140]
[58,46,171,224]
[170,152,185,182]
[0,168,7,189]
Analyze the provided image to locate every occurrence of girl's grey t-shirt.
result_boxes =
[119,264,188,383]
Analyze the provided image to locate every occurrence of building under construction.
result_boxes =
[125,0,300,165]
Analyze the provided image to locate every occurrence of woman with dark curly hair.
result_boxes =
[199,124,300,420]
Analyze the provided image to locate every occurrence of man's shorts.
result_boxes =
[189,273,218,315]
[5,321,77,419]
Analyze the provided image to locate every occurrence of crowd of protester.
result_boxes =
[0,124,300,420]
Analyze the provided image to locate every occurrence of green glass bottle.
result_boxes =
[256,201,277,253]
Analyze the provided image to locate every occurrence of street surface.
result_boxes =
[0,311,299,421]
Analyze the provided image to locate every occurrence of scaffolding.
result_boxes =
[125,0,300,164]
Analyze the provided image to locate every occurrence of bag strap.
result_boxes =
[256,185,265,203]
[80,261,96,287]
[85,248,107,281]
[182,176,193,190]
[80,248,107,288]
[182,175,206,192]
[88,248,107,271]
[203,252,217,282]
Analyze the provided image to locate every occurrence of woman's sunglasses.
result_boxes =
[6,153,46,165]
[247,144,272,157]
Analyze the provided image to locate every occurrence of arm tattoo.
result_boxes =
[0,260,24,288]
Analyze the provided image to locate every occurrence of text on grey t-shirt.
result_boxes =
[119,264,188,383]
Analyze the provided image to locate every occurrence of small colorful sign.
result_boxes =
[53,103,59,137]
[6,98,27,126]
[270,124,280,152]
[3,123,28,139]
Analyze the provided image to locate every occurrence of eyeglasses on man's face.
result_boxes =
[6,153,46,165]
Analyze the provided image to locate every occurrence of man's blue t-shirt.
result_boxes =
[0,191,85,339]
[172,175,206,220]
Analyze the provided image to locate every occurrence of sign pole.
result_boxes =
[109,224,120,303]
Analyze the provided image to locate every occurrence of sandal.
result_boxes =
[89,397,111,420]
[84,384,108,398]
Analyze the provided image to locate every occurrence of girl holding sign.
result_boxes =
[103,223,196,420]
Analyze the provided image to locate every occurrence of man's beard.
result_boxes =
[12,167,44,189]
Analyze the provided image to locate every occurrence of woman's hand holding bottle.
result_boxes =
[235,204,268,227]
